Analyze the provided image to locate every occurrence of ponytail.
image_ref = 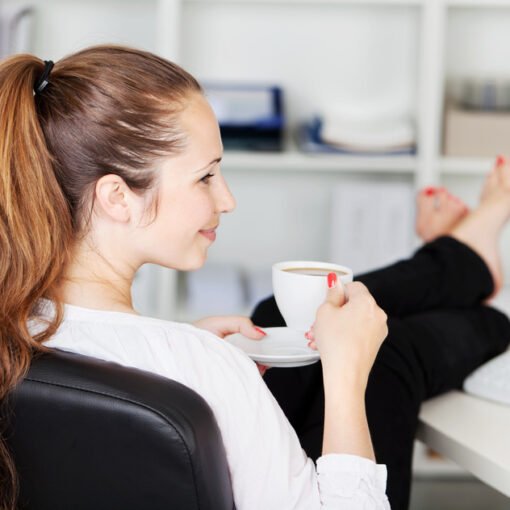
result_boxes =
[0,45,202,509]
[0,55,73,510]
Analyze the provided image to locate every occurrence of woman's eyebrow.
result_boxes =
[193,156,222,173]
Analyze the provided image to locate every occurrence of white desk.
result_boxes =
[417,391,510,497]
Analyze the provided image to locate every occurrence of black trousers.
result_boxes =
[250,236,510,510]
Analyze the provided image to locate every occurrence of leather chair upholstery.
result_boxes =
[5,350,235,510]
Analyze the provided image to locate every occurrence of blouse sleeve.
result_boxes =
[184,331,391,510]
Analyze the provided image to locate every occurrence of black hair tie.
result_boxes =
[34,60,54,95]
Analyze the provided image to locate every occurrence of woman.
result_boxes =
[0,45,508,510]
[252,177,510,509]
[0,46,389,510]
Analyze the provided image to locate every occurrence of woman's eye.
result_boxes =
[200,173,215,184]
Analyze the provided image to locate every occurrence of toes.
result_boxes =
[445,191,469,214]
[481,155,510,202]
[416,187,441,241]
[435,187,449,207]
[426,187,449,212]
[481,158,501,200]
[496,155,510,190]
[416,186,470,242]
[417,186,439,212]
[417,187,467,215]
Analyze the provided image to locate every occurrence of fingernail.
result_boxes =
[497,155,506,166]
[424,186,436,196]
[254,327,267,336]
[327,272,337,289]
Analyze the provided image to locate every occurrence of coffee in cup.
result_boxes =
[272,260,353,332]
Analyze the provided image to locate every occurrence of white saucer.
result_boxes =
[225,327,320,368]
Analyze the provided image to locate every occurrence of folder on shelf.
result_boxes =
[204,83,285,152]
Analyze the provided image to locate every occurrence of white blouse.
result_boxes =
[32,301,390,509]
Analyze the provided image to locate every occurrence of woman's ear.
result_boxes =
[94,174,133,223]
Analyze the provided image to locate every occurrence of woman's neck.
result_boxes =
[56,240,139,315]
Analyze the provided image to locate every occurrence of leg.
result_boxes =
[356,235,494,317]
[354,157,510,314]
[255,303,510,510]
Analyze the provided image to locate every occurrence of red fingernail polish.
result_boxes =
[497,155,506,166]
[254,327,267,336]
[424,187,436,196]
[327,272,337,289]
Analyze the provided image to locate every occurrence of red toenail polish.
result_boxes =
[424,187,436,196]
[497,155,506,166]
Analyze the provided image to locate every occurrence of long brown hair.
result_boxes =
[0,45,202,510]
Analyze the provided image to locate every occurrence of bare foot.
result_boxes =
[415,187,469,242]
[449,156,510,299]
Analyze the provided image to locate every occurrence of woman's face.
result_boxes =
[136,93,236,271]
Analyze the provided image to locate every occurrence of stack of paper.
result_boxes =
[296,116,416,156]
[329,181,415,276]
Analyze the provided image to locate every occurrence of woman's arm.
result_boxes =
[322,370,374,459]
[312,277,388,461]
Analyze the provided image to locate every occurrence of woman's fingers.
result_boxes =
[231,317,267,340]
[325,272,347,307]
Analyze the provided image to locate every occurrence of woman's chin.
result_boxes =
[176,253,208,271]
[152,246,208,272]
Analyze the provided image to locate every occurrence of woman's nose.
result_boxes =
[217,179,236,213]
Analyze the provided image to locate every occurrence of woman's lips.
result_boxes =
[199,228,217,241]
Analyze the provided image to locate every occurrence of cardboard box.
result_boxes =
[443,105,510,157]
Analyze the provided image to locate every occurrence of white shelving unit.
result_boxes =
[21,0,510,315]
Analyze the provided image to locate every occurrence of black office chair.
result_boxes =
[5,350,235,510]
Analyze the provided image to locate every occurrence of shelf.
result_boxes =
[185,0,510,5]
[184,0,423,5]
[446,0,510,7]
[439,157,493,176]
[221,147,417,174]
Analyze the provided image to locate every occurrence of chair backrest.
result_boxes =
[4,350,235,510]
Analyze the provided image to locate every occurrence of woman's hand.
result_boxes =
[309,274,388,387]
[193,315,270,376]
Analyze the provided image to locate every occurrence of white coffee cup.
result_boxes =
[272,260,354,332]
